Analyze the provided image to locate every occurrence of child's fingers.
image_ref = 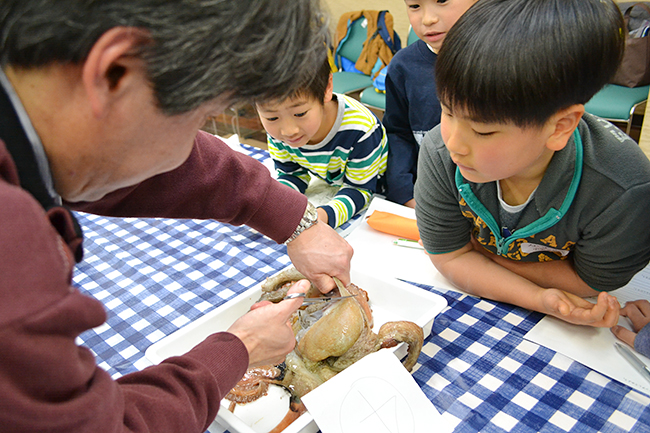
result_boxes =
[600,298,620,327]
[623,302,645,322]
[636,300,650,316]
[611,325,636,348]
[555,298,571,316]
[622,300,650,319]
[583,292,609,320]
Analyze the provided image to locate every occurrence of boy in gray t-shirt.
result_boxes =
[415,0,650,328]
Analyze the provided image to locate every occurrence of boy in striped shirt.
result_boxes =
[256,59,388,228]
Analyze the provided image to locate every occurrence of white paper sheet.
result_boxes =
[344,198,462,293]
[302,350,453,433]
[525,263,650,396]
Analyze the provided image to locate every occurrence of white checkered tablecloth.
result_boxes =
[73,144,650,433]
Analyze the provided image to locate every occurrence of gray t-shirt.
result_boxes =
[415,113,650,291]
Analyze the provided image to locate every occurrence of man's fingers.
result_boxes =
[285,279,310,296]
[278,279,310,318]
[310,275,337,294]
[335,271,351,288]
[249,300,272,311]
[611,325,637,347]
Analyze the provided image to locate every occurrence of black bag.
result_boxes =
[612,3,650,87]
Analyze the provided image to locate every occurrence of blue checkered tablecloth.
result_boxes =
[408,283,650,432]
[73,143,650,433]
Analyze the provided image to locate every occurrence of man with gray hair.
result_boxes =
[0,1,354,431]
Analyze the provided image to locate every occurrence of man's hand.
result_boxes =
[286,221,353,294]
[227,280,309,367]
[540,289,619,327]
[611,300,650,347]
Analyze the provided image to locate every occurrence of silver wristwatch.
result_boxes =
[284,201,319,245]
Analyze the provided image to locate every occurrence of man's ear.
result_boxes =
[82,27,151,118]
[545,104,585,152]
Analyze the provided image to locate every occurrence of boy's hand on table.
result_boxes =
[541,290,619,327]
[287,221,353,294]
[611,300,650,347]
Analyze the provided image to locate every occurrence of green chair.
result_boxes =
[585,84,649,136]
[359,27,417,112]
[333,17,373,94]
[359,86,387,111]
[406,25,419,46]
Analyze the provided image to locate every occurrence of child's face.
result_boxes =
[257,94,328,148]
[405,0,477,53]
[440,105,556,185]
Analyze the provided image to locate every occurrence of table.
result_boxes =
[73,143,650,433]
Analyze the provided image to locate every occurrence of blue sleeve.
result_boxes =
[635,324,650,358]
[268,140,310,193]
[274,157,310,193]
[383,66,419,205]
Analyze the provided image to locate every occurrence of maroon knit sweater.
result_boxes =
[0,131,307,432]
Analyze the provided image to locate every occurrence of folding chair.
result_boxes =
[359,27,417,112]
[332,17,373,94]
[585,84,650,136]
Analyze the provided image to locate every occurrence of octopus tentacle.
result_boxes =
[225,365,283,405]
[259,267,319,303]
[378,321,424,372]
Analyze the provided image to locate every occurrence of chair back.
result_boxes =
[337,17,368,63]
[407,26,419,46]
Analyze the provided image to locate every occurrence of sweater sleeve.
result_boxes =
[383,65,419,205]
[69,131,307,244]
[0,181,248,433]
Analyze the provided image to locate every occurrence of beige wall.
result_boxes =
[322,0,411,44]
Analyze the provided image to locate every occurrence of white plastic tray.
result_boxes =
[145,267,447,433]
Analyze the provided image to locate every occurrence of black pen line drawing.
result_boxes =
[339,377,415,433]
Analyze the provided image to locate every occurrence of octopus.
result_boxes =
[225,267,424,432]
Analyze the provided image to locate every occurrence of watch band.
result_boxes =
[284,201,318,245]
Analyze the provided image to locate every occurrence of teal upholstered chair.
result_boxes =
[359,27,417,112]
[332,17,373,95]
[585,84,650,136]
[406,25,419,46]
[359,85,387,111]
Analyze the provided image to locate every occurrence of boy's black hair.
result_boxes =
[436,0,625,128]
[294,56,332,104]
[258,55,331,106]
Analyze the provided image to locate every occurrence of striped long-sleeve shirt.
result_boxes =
[268,93,388,228]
